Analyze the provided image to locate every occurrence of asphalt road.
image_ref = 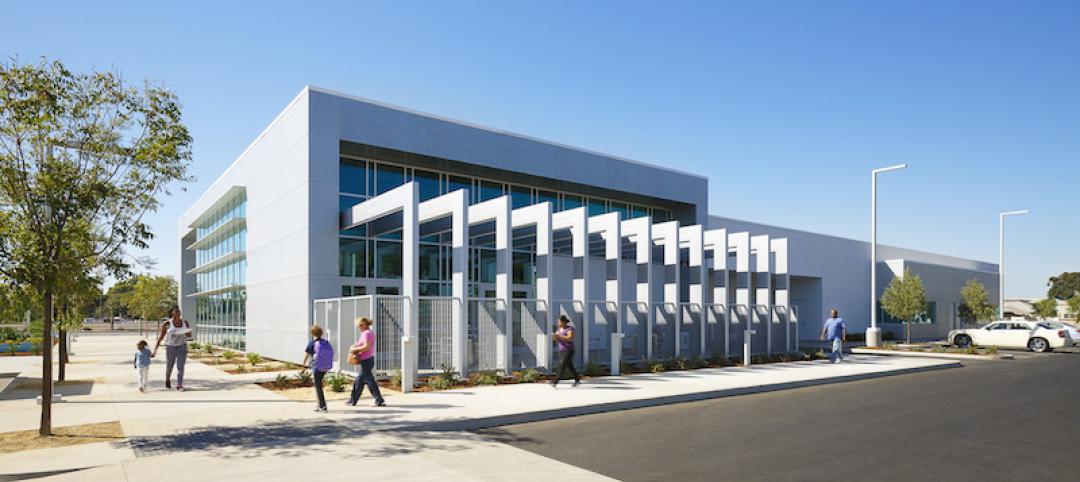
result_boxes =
[482,350,1080,481]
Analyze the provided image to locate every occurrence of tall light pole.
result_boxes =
[999,209,1029,320]
[868,163,908,348]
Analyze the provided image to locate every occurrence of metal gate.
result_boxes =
[728,304,750,357]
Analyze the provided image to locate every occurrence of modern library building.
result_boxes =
[178,87,998,390]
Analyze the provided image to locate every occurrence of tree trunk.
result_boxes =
[905,320,911,345]
[40,291,53,436]
[58,328,67,382]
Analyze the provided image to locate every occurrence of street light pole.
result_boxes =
[999,209,1029,320]
[868,163,908,348]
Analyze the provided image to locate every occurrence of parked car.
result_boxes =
[1044,321,1080,347]
[948,320,1073,353]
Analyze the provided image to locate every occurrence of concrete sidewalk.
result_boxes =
[0,333,958,480]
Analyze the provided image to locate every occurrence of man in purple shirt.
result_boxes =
[551,315,581,387]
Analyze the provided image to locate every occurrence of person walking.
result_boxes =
[134,340,152,392]
[820,309,847,363]
[152,307,192,391]
[302,324,334,412]
[346,317,385,407]
[550,315,581,387]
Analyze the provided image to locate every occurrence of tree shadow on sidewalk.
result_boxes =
[119,417,537,460]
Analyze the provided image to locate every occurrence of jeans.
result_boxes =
[136,366,149,390]
[165,344,187,386]
[830,338,844,363]
[553,348,580,384]
[313,370,327,409]
[349,357,383,404]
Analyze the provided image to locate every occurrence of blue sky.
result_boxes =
[3,1,1077,298]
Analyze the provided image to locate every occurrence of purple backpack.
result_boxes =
[312,338,334,371]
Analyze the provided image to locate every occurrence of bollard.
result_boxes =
[743,329,756,367]
[401,335,415,393]
[610,332,625,375]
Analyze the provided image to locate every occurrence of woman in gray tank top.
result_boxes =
[153,307,191,391]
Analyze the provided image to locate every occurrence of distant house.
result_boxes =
[1005,298,1076,321]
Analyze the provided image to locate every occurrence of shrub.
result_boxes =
[189,341,201,350]
[778,353,794,363]
[235,364,247,373]
[650,362,666,373]
[964,345,978,355]
[688,356,707,369]
[246,352,263,365]
[883,331,897,341]
[619,361,635,374]
[882,342,899,350]
[274,373,289,387]
[427,376,453,390]
[204,344,214,355]
[986,346,999,355]
[469,370,501,386]
[931,346,946,353]
[751,355,765,365]
[296,369,312,385]
[327,372,349,392]
[519,367,542,383]
[30,340,44,354]
[222,350,237,360]
[911,347,925,352]
[814,350,827,360]
[583,361,606,377]
[389,370,403,389]
[0,327,28,342]
[433,364,458,386]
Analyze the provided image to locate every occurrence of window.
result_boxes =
[510,185,532,209]
[375,240,403,279]
[419,244,441,281]
[446,175,472,201]
[562,194,583,211]
[631,205,648,219]
[339,196,367,236]
[609,202,628,220]
[588,198,606,216]
[339,238,368,277]
[537,190,558,209]
[414,169,440,201]
[479,181,503,202]
[375,164,405,194]
[340,158,367,195]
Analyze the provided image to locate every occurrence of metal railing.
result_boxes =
[703,303,727,358]
[468,298,506,372]
[652,302,677,360]
[621,301,649,362]
[588,301,619,366]
[679,302,702,358]
[512,299,549,370]
[418,297,457,372]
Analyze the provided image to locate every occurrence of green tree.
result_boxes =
[0,59,192,435]
[1069,297,1080,319]
[99,277,137,328]
[881,268,928,344]
[1047,272,1080,301]
[1032,298,1058,320]
[959,279,996,323]
[127,274,177,323]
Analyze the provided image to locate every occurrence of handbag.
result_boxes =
[347,352,359,365]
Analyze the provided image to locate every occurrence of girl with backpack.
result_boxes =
[303,324,334,412]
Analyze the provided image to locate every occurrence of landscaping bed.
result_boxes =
[853,343,1007,360]
[185,342,303,374]
[0,421,124,455]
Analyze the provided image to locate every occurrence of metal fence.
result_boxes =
[621,302,649,362]
[652,302,677,360]
[468,298,505,372]
[589,301,618,366]
[728,304,750,357]
[703,303,727,358]
[418,297,455,372]
[512,299,548,370]
[679,302,703,358]
[312,295,403,377]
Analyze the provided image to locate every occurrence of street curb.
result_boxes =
[850,348,1005,361]
[395,362,963,432]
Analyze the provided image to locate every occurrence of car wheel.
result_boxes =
[1028,337,1050,353]
[954,334,972,348]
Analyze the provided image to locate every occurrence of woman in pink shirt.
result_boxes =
[346,317,386,407]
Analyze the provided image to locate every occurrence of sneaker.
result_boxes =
[344,400,356,406]
[572,380,580,387]
[138,387,145,393]
[177,386,185,392]
[374,400,386,407]
[165,381,171,389]
[314,407,328,413]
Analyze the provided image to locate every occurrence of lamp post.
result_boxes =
[868,163,908,348]
[999,209,1029,320]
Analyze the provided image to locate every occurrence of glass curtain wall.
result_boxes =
[192,192,248,349]
[339,156,673,298]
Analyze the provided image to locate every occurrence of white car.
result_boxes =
[1044,322,1080,347]
[948,320,1074,353]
